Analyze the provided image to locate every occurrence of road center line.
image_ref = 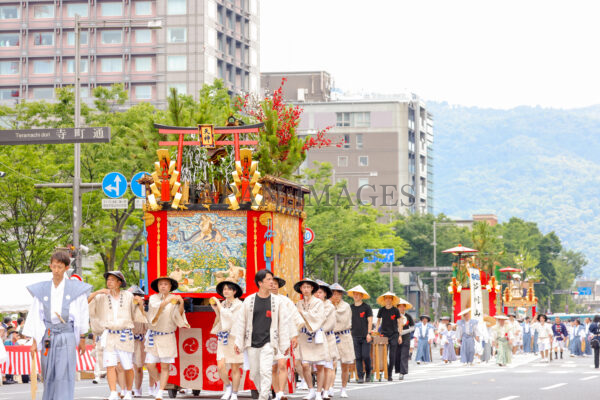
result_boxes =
[540,383,567,390]
[497,396,520,400]
[580,376,598,381]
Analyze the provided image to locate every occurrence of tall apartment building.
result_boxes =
[0,0,260,106]
[297,97,434,215]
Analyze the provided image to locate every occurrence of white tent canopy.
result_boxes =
[0,272,53,313]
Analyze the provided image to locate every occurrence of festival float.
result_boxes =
[140,119,308,398]
[445,245,500,322]
[446,245,538,321]
[498,267,538,318]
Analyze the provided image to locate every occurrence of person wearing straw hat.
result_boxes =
[88,270,146,400]
[394,298,414,379]
[414,315,434,364]
[348,285,372,383]
[492,315,512,366]
[270,276,303,400]
[375,292,402,381]
[210,281,244,400]
[294,278,328,400]
[145,276,189,400]
[22,251,92,400]
[315,280,337,400]
[127,285,151,397]
[330,283,354,397]
[456,308,479,365]
[232,270,290,400]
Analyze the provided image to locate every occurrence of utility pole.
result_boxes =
[431,271,439,321]
[433,220,437,269]
[389,262,393,291]
[73,14,82,276]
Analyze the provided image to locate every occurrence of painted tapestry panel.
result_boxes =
[167,211,247,294]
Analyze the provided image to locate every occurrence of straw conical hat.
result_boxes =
[377,291,400,307]
[329,283,346,294]
[396,297,413,310]
[458,307,471,317]
[484,315,497,327]
[347,285,370,299]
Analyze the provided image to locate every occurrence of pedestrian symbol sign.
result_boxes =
[102,172,127,199]
[130,172,151,198]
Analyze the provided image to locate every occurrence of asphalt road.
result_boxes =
[0,352,597,400]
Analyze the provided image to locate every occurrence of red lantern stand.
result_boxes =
[142,123,308,397]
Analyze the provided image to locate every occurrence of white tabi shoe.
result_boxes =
[315,391,323,400]
[155,390,164,400]
[108,392,120,400]
[230,394,239,400]
[123,392,133,400]
[298,381,309,391]
[340,389,348,398]
[132,388,142,398]
[303,389,316,400]
[221,384,233,400]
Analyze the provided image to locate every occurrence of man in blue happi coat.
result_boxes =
[414,315,434,363]
[522,316,533,353]
[456,308,479,365]
[22,251,91,400]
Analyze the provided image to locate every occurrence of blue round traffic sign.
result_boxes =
[102,172,127,199]
[304,228,315,244]
[131,172,151,198]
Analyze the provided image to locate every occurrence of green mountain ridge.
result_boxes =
[427,101,600,277]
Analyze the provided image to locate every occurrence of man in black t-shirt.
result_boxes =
[348,285,372,383]
[375,292,402,381]
[232,270,290,400]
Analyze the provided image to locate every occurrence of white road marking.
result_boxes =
[497,396,520,400]
[540,383,567,390]
[580,375,598,381]
[548,370,569,374]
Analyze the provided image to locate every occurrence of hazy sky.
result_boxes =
[259,0,600,109]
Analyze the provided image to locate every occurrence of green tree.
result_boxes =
[471,221,503,275]
[0,145,72,273]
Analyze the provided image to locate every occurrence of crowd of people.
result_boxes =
[3,251,600,400]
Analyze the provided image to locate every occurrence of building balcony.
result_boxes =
[0,76,20,86]
[0,48,21,58]
[0,22,23,31]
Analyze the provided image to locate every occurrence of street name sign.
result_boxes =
[0,127,110,145]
